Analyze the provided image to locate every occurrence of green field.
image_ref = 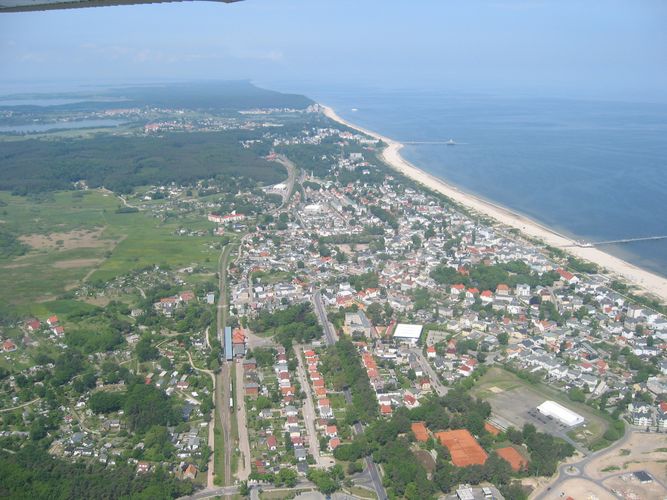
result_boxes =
[0,190,221,316]
[214,422,225,485]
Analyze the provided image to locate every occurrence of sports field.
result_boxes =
[435,429,488,467]
[472,366,609,448]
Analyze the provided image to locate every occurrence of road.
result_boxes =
[313,290,387,500]
[214,243,234,486]
[216,364,233,486]
[533,427,634,499]
[312,291,338,345]
[407,347,448,396]
[180,480,318,500]
[274,155,298,207]
[216,244,233,343]
[0,398,40,413]
[293,344,333,468]
[186,351,216,488]
[235,359,251,480]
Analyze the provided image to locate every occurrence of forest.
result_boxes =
[430,261,561,291]
[246,302,322,347]
[319,337,379,423]
[0,131,286,195]
[0,444,193,499]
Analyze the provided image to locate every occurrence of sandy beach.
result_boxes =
[322,105,667,303]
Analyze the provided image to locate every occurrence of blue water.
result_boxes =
[0,119,127,133]
[292,86,667,277]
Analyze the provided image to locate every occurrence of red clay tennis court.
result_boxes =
[411,421,429,442]
[496,446,528,471]
[484,422,501,436]
[435,429,488,467]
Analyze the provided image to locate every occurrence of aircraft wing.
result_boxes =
[0,0,241,13]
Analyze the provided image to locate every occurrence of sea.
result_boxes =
[279,85,667,279]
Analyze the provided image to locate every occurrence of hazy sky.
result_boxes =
[1,0,666,100]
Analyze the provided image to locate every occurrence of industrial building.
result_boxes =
[224,326,233,361]
[536,400,584,427]
[393,323,423,344]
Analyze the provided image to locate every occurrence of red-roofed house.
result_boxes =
[480,290,493,304]
[26,319,41,332]
[404,393,419,409]
[556,268,579,284]
[47,315,59,327]
[183,464,198,479]
[326,425,338,438]
[3,340,17,352]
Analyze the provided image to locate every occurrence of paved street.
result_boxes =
[408,347,448,396]
[235,360,251,480]
[314,290,386,500]
[294,344,334,468]
[534,427,634,499]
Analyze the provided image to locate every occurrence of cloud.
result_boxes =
[229,48,284,62]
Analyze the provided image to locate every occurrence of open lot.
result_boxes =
[0,190,221,315]
[472,367,608,448]
[585,431,667,483]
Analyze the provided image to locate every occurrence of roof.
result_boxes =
[393,323,423,340]
[496,446,528,471]
[435,429,488,467]
[224,326,233,361]
[537,400,584,426]
[633,470,652,483]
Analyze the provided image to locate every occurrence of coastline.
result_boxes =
[321,104,667,303]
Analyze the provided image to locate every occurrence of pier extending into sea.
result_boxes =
[567,235,667,248]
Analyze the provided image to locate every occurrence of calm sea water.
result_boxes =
[0,119,127,133]
[294,87,667,278]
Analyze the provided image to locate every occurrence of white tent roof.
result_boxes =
[393,323,423,339]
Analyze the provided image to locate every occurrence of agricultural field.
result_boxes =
[472,366,610,449]
[0,189,221,316]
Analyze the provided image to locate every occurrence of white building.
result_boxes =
[393,323,423,344]
[536,400,584,427]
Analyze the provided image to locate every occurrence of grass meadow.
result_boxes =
[0,190,221,316]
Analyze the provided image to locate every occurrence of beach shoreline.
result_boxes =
[322,104,667,304]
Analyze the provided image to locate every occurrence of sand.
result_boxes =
[52,258,103,269]
[322,105,667,303]
[19,228,110,252]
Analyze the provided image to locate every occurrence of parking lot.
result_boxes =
[483,383,585,443]
[526,407,572,432]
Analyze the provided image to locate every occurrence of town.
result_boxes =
[1,100,667,500]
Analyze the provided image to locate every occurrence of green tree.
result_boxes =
[135,336,159,362]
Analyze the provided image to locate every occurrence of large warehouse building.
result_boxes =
[392,323,423,344]
[537,400,584,427]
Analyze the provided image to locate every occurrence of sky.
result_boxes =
[1,0,666,100]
